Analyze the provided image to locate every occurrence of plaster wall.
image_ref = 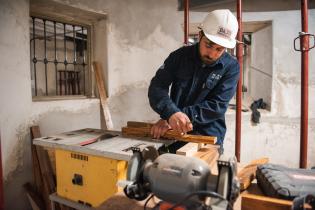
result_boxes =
[224,114,315,168]
[243,10,315,117]
[0,0,100,209]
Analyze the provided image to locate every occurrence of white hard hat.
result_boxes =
[199,9,238,48]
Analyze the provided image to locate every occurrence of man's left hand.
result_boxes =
[168,112,193,135]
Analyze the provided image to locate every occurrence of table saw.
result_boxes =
[33,128,173,207]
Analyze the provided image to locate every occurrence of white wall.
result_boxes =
[243,10,315,117]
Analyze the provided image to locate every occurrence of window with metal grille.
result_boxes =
[30,17,89,98]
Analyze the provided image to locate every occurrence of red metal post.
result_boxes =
[235,0,243,162]
[184,0,189,45]
[300,0,309,168]
[0,132,4,210]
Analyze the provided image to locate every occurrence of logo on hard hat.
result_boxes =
[217,26,232,39]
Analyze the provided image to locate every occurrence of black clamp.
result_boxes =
[294,32,315,51]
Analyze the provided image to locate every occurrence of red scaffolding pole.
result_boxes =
[0,131,3,210]
[184,0,189,45]
[235,0,243,161]
[299,0,309,168]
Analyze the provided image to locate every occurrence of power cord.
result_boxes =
[144,194,154,210]
[168,191,233,210]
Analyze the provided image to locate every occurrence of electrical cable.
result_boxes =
[168,190,233,210]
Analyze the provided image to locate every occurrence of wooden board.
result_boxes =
[193,145,219,175]
[93,61,113,130]
[23,183,45,210]
[237,158,269,190]
[122,126,216,144]
[241,194,292,210]
[31,126,55,210]
[176,143,200,156]
[127,121,152,128]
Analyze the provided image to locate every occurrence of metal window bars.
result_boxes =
[30,17,88,97]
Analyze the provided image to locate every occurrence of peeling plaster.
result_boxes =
[277,72,315,85]
[53,0,182,49]
[2,99,101,179]
[4,126,30,182]
[110,81,149,97]
[224,115,315,167]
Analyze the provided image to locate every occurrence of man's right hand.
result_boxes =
[150,119,171,139]
[168,112,193,135]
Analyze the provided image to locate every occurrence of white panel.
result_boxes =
[250,25,273,106]
[251,25,273,76]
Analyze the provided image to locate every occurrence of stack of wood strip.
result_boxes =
[25,126,65,210]
[122,121,217,144]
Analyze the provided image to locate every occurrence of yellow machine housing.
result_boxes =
[33,128,166,207]
[56,149,127,207]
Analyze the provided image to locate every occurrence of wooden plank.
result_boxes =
[30,132,43,194]
[241,194,292,210]
[46,148,56,178]
[193,145,219,175]
[176,143,200,156]
[31,126,56,210]
[127,121,152,128]
[93,62,113,130]
[30,127,47,210]
[23,183,45,210]
[121,126,217,144]
[237,158,269,191]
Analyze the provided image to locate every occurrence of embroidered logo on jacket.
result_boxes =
[211,73,222,80]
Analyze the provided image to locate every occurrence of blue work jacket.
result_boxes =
[148,43,240,145]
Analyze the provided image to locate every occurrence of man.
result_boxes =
[148,9,240,149]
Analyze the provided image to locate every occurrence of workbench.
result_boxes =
[34,128,292,210]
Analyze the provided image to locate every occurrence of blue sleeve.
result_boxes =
[148,53,181,120]
[182,62,240,125]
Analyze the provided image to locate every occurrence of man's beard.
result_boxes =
[201,55,216,64]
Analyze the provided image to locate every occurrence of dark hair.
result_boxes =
[199,30,205,39]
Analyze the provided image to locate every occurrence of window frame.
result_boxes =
[29,13,93,101]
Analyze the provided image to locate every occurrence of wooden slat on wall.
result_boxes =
[93,62,113,130]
